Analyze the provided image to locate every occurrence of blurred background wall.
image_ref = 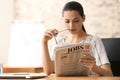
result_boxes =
[0,0,120,66]
[14,0,120,38]
[0,0,14,64]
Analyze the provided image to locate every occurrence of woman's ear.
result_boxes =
[82,15,85,22]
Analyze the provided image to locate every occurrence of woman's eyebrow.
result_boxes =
[64,17,80,21]
[64,18,69,21]
[73,17,80,20]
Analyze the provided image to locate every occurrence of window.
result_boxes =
[8,22,44,67]
[8,0,44,67]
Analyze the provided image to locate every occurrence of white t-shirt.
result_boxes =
[51,35,110,66]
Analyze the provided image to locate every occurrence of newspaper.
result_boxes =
[54,43,92,76]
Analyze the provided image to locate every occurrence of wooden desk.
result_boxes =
[0,74,120,80]
[3,67,43,73]
[45,74,120,80]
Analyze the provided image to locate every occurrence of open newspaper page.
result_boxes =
[54,43,92,76]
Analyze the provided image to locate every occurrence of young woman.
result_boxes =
[42,1,113,76]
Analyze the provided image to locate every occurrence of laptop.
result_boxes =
[0,73,47,79]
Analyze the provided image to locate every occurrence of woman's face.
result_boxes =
[63,10,85,34]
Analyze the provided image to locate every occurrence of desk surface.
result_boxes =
[0,74,120,80]
[45,74,120,80]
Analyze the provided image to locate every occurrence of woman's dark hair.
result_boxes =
[62,1,86,32]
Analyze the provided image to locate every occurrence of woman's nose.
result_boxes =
[69,22,74,29]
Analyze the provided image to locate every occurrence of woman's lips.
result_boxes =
[69,29,76,31]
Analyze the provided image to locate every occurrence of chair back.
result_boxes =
[102,38,120,76]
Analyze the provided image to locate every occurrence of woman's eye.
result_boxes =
[65,21,70,23]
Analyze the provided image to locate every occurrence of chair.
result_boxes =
[102,38,120,76]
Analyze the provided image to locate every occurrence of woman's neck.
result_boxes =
[66,31,88,43]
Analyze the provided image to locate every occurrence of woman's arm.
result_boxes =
[42,29,58,75]
[42,41,54,75]
[90,37,113,76]
[80,53,113,76]
[92,63,113,76]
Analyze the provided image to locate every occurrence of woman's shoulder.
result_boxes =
[86,35,102,43]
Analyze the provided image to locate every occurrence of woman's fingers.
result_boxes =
[43,29,58,42]
[51,29,58,36]
[80,53,95,62]
[45,29,58,36]
[82,54,95,59]
[80,58,95,63]
[45,32,52,38]
[79,53,96,68]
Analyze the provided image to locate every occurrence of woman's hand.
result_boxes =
[79,53,96,70]
[42,29,58,43]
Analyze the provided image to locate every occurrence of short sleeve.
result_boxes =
[92,37,110,66]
